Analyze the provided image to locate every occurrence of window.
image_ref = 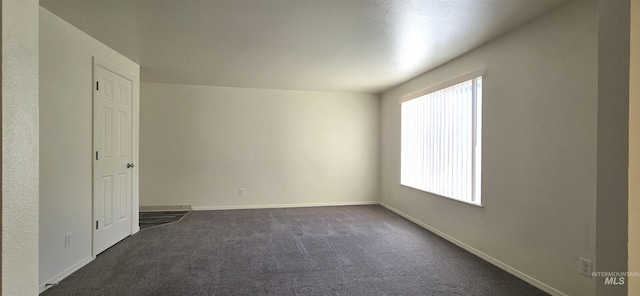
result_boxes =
[400,72,482,205]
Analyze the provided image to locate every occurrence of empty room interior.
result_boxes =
[1,0,639,295]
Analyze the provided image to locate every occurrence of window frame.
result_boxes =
[399,70,483,207]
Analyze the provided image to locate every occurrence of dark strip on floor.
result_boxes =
[139,211,189,229]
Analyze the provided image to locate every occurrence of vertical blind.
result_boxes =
[401,76,482,205]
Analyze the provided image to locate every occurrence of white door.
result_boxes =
[93,62,133,255]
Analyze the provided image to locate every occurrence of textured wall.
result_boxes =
[140,83,379,209]
[630,0,640,294]
[2,0,40,295]
[39,8,140,291]
[595,0,630,295]
[380,1,598,295]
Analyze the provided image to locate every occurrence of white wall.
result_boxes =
[380,1,598,295]
[140,83,378,209]
[2,0,39,295]
[39,8,140,292]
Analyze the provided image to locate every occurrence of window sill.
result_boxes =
[399,183,483,208]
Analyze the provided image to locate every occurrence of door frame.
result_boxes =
[92,57,139,257]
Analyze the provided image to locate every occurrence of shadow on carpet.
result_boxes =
[139,211,189,230]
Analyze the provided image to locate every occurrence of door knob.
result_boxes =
[127,163,135,168]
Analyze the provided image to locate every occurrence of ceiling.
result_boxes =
[40,0,572,93]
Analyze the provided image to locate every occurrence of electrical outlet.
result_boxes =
[239,188,245,196]
[65,232,72,248]
[580,258,592,277]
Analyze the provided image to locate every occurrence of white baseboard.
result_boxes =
[39,256,93,294]
[379,202,567,296]
[192,201,379,211]
[139,205,192,212]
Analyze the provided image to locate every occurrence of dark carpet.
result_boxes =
[139,211,190,230]
[42,205,548,296]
